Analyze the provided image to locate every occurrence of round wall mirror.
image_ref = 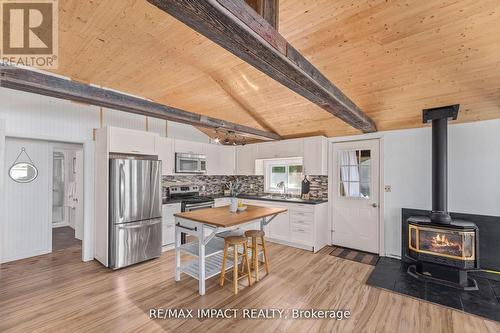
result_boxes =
[9,162,38,183]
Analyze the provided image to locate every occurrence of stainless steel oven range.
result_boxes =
[167,185,214,243]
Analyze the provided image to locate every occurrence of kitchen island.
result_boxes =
[174,205,287,295]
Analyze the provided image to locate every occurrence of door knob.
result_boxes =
[372,203,378,208]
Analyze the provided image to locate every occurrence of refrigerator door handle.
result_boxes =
[119,163,125,219]
[118,219,162,229]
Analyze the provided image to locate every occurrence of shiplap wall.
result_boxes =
[3,138,52,262]
[0,120,5,262]
[383,119,500,257]
[0,87,209,263]
[0,88,209,142]
[329,119,500,258]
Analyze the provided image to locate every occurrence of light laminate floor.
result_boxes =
[1,242,499,333]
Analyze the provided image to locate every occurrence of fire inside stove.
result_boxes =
[409,224,475,261]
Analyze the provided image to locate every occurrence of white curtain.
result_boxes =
[340,151,360,197]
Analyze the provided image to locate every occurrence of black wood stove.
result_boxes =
[406,105,480,290]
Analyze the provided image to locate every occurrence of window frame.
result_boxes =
[263,157,304,194]
[338,149,371,200]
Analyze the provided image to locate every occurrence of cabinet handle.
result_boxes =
[175,223,197,231]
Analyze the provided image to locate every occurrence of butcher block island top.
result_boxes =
[174,205,287,295]
[174,205,287,227]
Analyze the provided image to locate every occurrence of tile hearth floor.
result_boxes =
[367,257,500,322]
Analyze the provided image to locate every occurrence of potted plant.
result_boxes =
[227,180,243,213]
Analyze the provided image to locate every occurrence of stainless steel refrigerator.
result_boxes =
[109,158,162,269]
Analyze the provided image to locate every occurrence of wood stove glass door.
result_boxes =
[332,139,380,254]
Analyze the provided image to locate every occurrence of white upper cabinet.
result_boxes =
[255,139,303,159]
[219,146,236,175]
[204,143,218,175]
[174,139,204,154]
[235,144,257,175]
[237,136,328,176]
[205,144,235,175]
[155,137,175,175]
[108,127,158,155]
[303,136,328,175]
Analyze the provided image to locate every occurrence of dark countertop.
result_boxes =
[163,194,328,205]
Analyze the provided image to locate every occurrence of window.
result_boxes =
[264,158,303,193]
[339,149,371,199]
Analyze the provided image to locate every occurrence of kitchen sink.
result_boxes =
[257,194,303,201]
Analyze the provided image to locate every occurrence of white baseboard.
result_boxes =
[385,253,401,259]
[52,222,69,228]
[162,244,174,252]
[266,238,313,251]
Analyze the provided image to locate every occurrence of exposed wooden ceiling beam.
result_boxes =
[245,0,278,30]
[262,0,279,30]
[0,65,281,141]
[147,0,377,133]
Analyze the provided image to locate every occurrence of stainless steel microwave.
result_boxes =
[175,153,206,174]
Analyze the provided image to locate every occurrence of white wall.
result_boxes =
[0,87,209,263]
[0,88,208,141]
[330,119,500,258]
[3,137,52,262]
[383,119,500,257]
[0,120,5,262]
[167,121,209,143]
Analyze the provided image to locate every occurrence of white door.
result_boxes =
[332,139,380,254]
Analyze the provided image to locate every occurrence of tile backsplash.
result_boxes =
[162,175,328,199]
[162,175,264,196]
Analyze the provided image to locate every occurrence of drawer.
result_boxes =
[291,219,312,230]
[290,210,313,221]
[290,226,313,245]
[289,204,314,213]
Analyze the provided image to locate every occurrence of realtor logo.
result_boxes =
[1,0,58,68]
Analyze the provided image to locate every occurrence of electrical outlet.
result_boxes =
[385,185,392,192]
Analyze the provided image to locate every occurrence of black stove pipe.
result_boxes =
[430,117,451,224]
[423,104,459,224]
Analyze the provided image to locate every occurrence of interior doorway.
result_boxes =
[51,144,84,252]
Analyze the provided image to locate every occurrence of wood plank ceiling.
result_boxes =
[50,0,500,139]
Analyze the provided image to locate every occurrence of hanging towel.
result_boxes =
[65,181,77,209]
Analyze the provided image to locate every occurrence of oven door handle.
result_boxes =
[185,203,214,210]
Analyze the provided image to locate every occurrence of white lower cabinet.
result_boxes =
[162,203,181,246]
[239,199,329,252]
[214,197,231,207]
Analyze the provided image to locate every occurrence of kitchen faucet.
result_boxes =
[276,181,288,198]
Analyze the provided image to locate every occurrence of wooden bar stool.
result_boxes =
[220,235,252,294]
[244,230,269,282]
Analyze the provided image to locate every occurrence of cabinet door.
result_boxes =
[256,140,303,159]
[109,127,157,155]
[162,203,181,246]
[155,137,174,175]
[204,144,219,175]
[214,198,231,207]
[174,139,203,154]
[236,145,257,175]
[303,136,327,175]
[219,146,235,175]
[268,209,290,241]
[251,202,289,241]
